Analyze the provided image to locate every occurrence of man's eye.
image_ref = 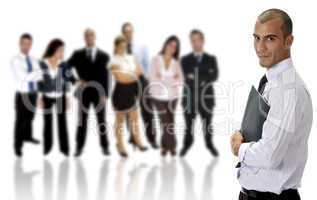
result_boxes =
[267,37,275,41]
[254,36,260,41]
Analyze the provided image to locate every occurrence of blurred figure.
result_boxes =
[180,29,219,157]
[121,23,158,149]
[108,35,148,158]
[149,35,183,156]
[68,28,111,156]
[11,33,41,157]
[38,39,76,156]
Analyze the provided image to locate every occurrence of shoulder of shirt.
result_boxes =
[269,67,309,100]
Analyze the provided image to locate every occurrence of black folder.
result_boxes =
[241,86,270,142]
[235,86,270,168]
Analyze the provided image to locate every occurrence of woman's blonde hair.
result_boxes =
[114,35,127,54]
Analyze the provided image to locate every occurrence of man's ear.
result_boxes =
[284,35,294,50]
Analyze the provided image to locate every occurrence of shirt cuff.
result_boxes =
[238,142,252,163]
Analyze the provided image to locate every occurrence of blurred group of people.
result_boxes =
[11,23,219,158]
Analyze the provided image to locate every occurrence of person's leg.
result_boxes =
[199,105,218,157]
[23,93,38,142]
[153,100,167,154]
[114,112,128,157]
[139,76,158,147]
[127,109,147,151]
[14,93,25,156]
[167,100,177,155]
[43,96,54,155]
[56,95,69,156]
[92,97,109,155]
[180,105,196,157]
[75,92,91,156]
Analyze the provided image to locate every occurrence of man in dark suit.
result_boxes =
[68,28,110,156]
[180,29,219,157]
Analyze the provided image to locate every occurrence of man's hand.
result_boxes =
[230,131,244,157]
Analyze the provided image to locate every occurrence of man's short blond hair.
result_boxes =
[258,8,293,37]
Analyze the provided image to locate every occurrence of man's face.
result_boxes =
[20,38,32,55]
[254,18,293,68]
[190,34,204,52]
[122,25,133,42]
[85,31,96,47]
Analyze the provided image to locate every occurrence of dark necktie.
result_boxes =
[87,49,93,62]
[26,56,34,92]
[195,54,202,63]
[258,75,268,95]
[127,43,132,54]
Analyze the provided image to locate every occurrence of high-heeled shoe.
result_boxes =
[129,139,148,152]
[116,144,128,158]
[119,151,128,158]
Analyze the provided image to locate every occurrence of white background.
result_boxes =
[0,0,316,199]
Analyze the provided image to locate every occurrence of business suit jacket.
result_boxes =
[181,52,218,109]
[68,48,110,96]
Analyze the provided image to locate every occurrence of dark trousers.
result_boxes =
[138,75,157,145]
[182,99,215,151]
[153,99,178,151]
[43,95,69,155]
[14,92,37,154]
[75,89,108,153]
[239,189,301,200]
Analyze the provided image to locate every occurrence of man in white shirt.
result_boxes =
[121,22,158,149]
[11,33,41,156]
[231,9,313,200]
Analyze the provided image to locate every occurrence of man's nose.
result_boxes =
[256,40,267,54]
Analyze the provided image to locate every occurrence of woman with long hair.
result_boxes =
[38,38,76,156]
[149,35,183,156]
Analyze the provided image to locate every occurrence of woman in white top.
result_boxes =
[37,39,76,156]
[148,35,184,156]
[108,35,148,157]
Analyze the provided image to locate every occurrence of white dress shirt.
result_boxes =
[11,53,42,93]
[237,58,313,194]
[130,41,150,75]
[86,46,97,62]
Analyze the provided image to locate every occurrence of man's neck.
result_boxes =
[86,45,95,49]
[21,51,29,57]
[267,55,291,69]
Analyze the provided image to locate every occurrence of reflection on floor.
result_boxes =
[14,158,218,200]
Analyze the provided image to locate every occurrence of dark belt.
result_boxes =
[241,188,298,199]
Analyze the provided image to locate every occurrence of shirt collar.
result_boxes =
[86,46,97,52]
[19,52,29,59]
[193,51,204,57]
[266,57,293,82]
[44,59,61,69]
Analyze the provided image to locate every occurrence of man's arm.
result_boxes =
[236,87,297,169]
